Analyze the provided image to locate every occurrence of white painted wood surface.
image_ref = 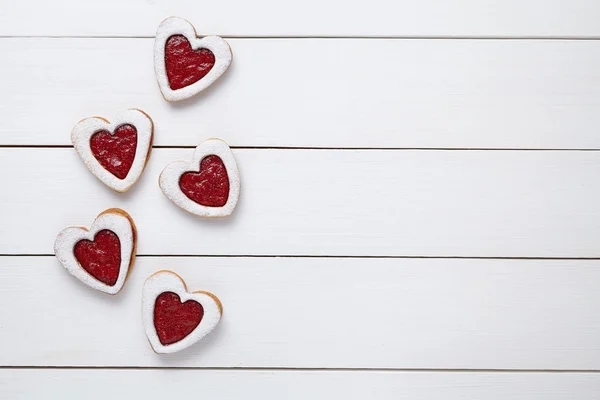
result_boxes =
[1,0,599,38]
[2,256,599,369]
[1,1,599,396]
[2,38,600,148]
[1,148,599,257]
[1,370,599,400]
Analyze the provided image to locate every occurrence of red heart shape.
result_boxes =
[73,230,121,286]
[165,35,216,90]
[90,124,138,180]
[154,292,204,345]
[179,155,230,207]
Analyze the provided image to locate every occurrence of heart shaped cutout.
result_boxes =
[74,229,121,286]
[165,35,216,90]
[54,208,136,295]
[179,155,230,207]
[159,139,240,217]
[154,291,204,345]
[154,17,232,102]
[72,109,153,192]
[142,271,222,354]
[90,124,138,179]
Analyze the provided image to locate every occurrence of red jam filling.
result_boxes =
[73,230,121,286]
[165,35,216,90]
[90,124,138,179]
[179,155,230,207]
[154,292,204,345]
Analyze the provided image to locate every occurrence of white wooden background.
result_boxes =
[1,1,600,398]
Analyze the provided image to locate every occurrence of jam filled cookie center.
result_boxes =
[179,155,230,207]
[154,292,204,345]
[90,124,138,180]
[165,35,216,90]
[73,229,121,286]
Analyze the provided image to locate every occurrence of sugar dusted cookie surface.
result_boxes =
[159,139,240,217]
[71,109,153,192]
[54,208,137,295]
[154,17,232,102]
[142,271,222,354]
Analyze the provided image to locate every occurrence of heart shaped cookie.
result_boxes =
[54,208,136,295]
[159,139,240,217]
[142,271,222,354]
[154,17,232,102]
[71,109,153,192]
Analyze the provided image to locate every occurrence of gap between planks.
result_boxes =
[3,254,600,260]
[2,35,600,40]
[1,366,599,373]
[2,145,600,152]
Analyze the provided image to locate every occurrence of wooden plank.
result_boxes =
[1,148,599,258]
[2,38,600,149]
[1,256,599,369]
[1,1,599,37]
[1,369,598,400]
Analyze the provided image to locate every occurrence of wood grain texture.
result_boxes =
[1,256,599,369]
[1,148,599,257]
[1,0,599,37]
[2,38,600,148]
[1,369,599,399]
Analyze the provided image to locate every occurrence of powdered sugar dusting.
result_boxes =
[159,139,241,217]
[54,209,136,295]
[154,17,232,102]
[71,109,153,192]
[142,270,222,354]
